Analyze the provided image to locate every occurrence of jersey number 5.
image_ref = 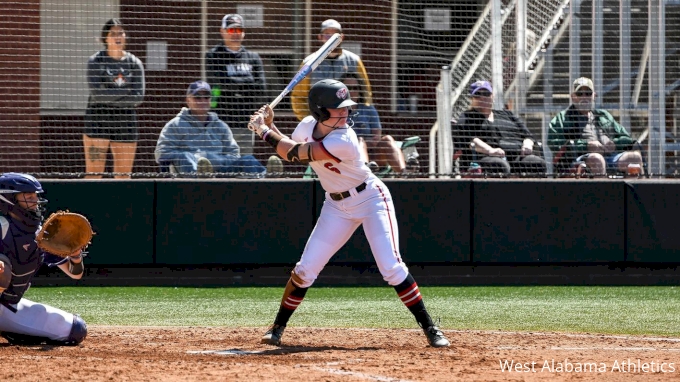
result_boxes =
[324,162,341,174]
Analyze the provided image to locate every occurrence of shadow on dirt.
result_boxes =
[188,345,381,356]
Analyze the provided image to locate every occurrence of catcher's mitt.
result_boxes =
[36,211,94,257]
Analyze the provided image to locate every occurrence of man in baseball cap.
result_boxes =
[548,76,643,176]
[572,77,594,93]
[320,19,342,33]
[205,13,266,157]
[290,19,374,123]
[186,80,211,96]
[570,77,595,112]
[455,79,545,175]
[155,80,269,176]
[318,19,343,57]
[221,14,244,29]
[470,80,493,96]
[469,80,494,116]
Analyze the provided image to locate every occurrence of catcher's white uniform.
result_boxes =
[291,117,409,287]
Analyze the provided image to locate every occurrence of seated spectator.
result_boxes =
[340,73,406,173]
[457,80,546,175]
[155,80,277,176]
[548,77,644,176]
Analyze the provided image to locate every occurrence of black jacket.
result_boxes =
[205,44,266,129]
[456,109,537,165]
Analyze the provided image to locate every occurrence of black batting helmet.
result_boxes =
[308,79,357,122]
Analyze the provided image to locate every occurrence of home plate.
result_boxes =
[187,349,267,355]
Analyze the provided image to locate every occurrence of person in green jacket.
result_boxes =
[548,77,644,175]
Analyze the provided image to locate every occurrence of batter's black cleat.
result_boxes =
[261,324,285,346]
[421,325,450,348]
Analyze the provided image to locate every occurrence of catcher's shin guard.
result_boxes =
[1,315,88,346]
[63,314,87,345]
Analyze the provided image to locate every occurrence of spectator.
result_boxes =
[548,77,644,176]
[84,18,145,179]
[0,173,87,346]
[155,81,273,177]
[340,72,405,173]
[290,19,373,121]
[457,80,546,175]
[205,13,266,156]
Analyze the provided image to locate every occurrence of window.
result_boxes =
[40,0,120,112]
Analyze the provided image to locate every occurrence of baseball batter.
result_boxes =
[0,173,88,346]
[248,79,449,348]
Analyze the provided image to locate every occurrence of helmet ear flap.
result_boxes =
[319,107,330,122]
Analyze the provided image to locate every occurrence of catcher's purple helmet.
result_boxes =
[0,172,47,224]
[0,173,43,194]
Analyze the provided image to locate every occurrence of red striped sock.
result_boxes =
[274,282,308,327]
[282,295,304,310]
[394,274,433,328]
[398,282,423,307]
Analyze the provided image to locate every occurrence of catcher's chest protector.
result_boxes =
[0,216,42,304]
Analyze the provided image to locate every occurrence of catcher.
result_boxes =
[0,173,91,346]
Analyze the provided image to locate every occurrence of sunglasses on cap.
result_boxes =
[227,27,243,34]
[575,90,593,97]
[472,90,492,98]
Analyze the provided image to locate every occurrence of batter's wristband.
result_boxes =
[263,128,282,149]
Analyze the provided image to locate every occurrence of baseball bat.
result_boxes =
[268,33,342,109]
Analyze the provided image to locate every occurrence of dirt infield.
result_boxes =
[1,326,679,381]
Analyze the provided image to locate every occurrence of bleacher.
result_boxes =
[439,0,680,176]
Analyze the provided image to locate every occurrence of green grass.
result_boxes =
[23,286,680,337]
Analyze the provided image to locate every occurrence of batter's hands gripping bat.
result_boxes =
[268,33,342,109]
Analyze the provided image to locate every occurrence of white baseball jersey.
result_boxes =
[292,116,371,193]
[290,116,409,288]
